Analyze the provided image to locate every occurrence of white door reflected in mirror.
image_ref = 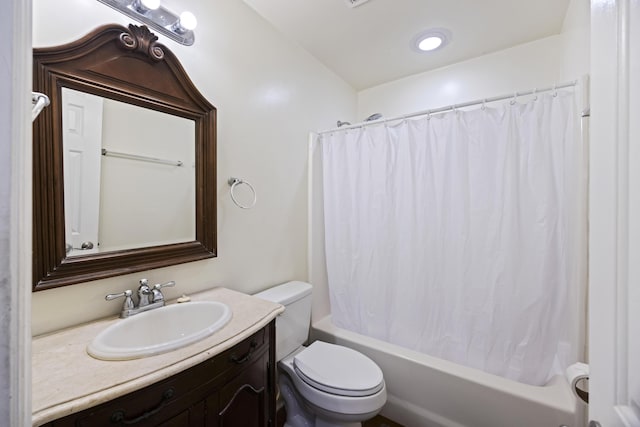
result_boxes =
[62,88,103,256]
[61,87,196,256]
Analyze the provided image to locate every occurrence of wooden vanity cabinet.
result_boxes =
[43,321,276,427]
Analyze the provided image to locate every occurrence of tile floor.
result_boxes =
[363,414,405,427]
[277,409,404,427]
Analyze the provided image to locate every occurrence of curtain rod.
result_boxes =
[318,80,578,135]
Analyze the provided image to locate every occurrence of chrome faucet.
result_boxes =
[106,279,176,318]
[137,279,152,307]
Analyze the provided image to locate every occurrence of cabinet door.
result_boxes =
[156,402,204,427]
[213,351,269,427]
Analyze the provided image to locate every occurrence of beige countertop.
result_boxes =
[32,287,284,426]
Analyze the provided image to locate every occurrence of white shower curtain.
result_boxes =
[320,91,585,386]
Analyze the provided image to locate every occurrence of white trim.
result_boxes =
[307,132,316,283]
[613,0,630,407]
[589,0,640,424]
[8,0,32,425]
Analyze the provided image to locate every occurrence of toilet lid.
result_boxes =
[293,341,384,397]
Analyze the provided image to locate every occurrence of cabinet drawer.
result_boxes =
[217,327,267,375]
[70,373,203,427]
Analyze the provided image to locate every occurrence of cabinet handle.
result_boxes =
[230,339,258,364]
[219,384,265,416]
[110,388,174,425]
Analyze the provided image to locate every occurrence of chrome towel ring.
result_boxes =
[228,177,257,209]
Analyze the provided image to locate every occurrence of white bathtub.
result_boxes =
[310,316,583,427]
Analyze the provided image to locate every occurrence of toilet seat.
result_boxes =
[279,344,387,418]
[293,341,384,397]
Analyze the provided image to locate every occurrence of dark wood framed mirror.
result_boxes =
[33,24,216,291]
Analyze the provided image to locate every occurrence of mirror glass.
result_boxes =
[61,88,196,256]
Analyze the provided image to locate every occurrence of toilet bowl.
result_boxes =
[280,342,386,427]
[254,281,387,427]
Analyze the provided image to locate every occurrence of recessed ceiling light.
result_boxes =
[418,36,443,51]
[412,28,451,53]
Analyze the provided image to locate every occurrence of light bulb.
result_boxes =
[178,11,197,31]
[134,0,160,12]
[418,36,443,51]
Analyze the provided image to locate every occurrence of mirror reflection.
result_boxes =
[61,88,196,257]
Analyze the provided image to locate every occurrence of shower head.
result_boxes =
[365,113,383,121]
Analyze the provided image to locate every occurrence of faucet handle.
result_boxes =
[105,290,134,311]
[151,281,176,303]
[154,281,176,290]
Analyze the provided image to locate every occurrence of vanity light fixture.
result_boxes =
[412,28,451,53]
[96,0,197,46]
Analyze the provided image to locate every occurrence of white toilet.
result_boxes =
[255,281,387,427]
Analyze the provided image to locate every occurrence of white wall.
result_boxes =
[560,0,590,367]
[31,0,356,336]
[310,0,591,323]
[560,0,590,82]
[356,0,590,120]
[356,35,563,120]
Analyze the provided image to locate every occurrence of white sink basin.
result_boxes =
[87,301,232,361]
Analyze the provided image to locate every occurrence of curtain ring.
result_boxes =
[532,88,538,101]
[553,84,558,97]
[510,92,517,105]
[228,177,257,209]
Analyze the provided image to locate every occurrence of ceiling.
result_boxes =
[243,0,571,90]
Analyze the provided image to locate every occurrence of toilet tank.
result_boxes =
[254,281,312,361]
